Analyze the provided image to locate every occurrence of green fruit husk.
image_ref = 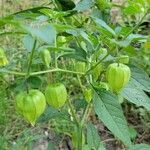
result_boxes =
[92,63,103,81]
[40,49,51,68]
[16,90,46,125]
[106,63,131,93]
[0,47,9,66]
[74,61,86,73]
[45,83,67,109]
[83,88,93,103]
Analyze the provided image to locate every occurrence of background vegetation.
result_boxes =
[0,0,150,150]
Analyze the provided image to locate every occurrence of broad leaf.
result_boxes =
[92,17,116,36]
[38,106,69,123]
[23,25,56,44]
[23,34,36,52]
[129,144,150,150]
[121,80,150,110]
[93,90,131,146]
[111,34,147,47]
[130,66,150,92]
[74,0,94,12]
[39,9,70,18]
[87,122,105,150]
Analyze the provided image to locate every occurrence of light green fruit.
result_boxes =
[57,36,66,43]
[94,48,107,60]
[16,90,46,125]
[45,83,67,109]
[0,47,8,66]
[143,41,150,54]
[75,61,86,73]
[106,63,131,93]
[83,88,93,103]
[40,49,51,68]
[92,63,103,81]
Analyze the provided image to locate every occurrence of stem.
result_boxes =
[67,99,82,150]
[26,40,37,77]
[31,68,85,76]
[77,124,83,150]
[81,103,92,127]
[0,70,26,76]
[77,75,84,93]
[25,39,36,93]
[54,36,58,68]
[67,98,79,125]
[86,52,110,75]
[123,9,149,39]
[0,68,85,76]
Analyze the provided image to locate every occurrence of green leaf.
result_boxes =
[111,34,147,47]
[93,90,131,146]
[23,35,36,52]
[123,3,142,15]
[130,66,150,92]
[27,76,42,89]
[121,80,150,110]
[74,0,94,12]
[80,30,93,48]
[129,144,150,150]
[92,17,116,36]
[47,142,56,150]
[128,126,137,140]
[87,122,105,150]
[54,0,75,11]
[23,25,56,44]
[39,8,70,18]
[38,106,69,123]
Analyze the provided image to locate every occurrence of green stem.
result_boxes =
[31,68,85,76]
[0,70,26,76]
[25,39,36,93]
[26,40,37,77]
[67,98,83,150]
[77,74,84,93]
[77,124,83,150]
[0,68,85,76]
[54,36,58,68]
[123,9,149,39]
[81,103,92,127]
[67,98,79,125]
[86,52,110,74]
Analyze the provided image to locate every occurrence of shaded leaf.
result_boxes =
[92,17,116,36]
[23,35,36,52]
[87,122,105,150]
[74,0,94,12]
[93,90,131,146]
[23,25,56,44]
[38,106,69,123]
[129,144,150,150]
[121,80,150,110]
[130,66,150,92]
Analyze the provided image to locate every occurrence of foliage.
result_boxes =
[0,0,150,149]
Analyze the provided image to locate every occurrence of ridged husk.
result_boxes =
[74,61,86,73]
[83,88,93,103]
[0,47,8,66]
[16,90,46,125]
[106,63,131,93]
[45,83,67,109]
[40,49,51,68]
[92,63,103,81]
